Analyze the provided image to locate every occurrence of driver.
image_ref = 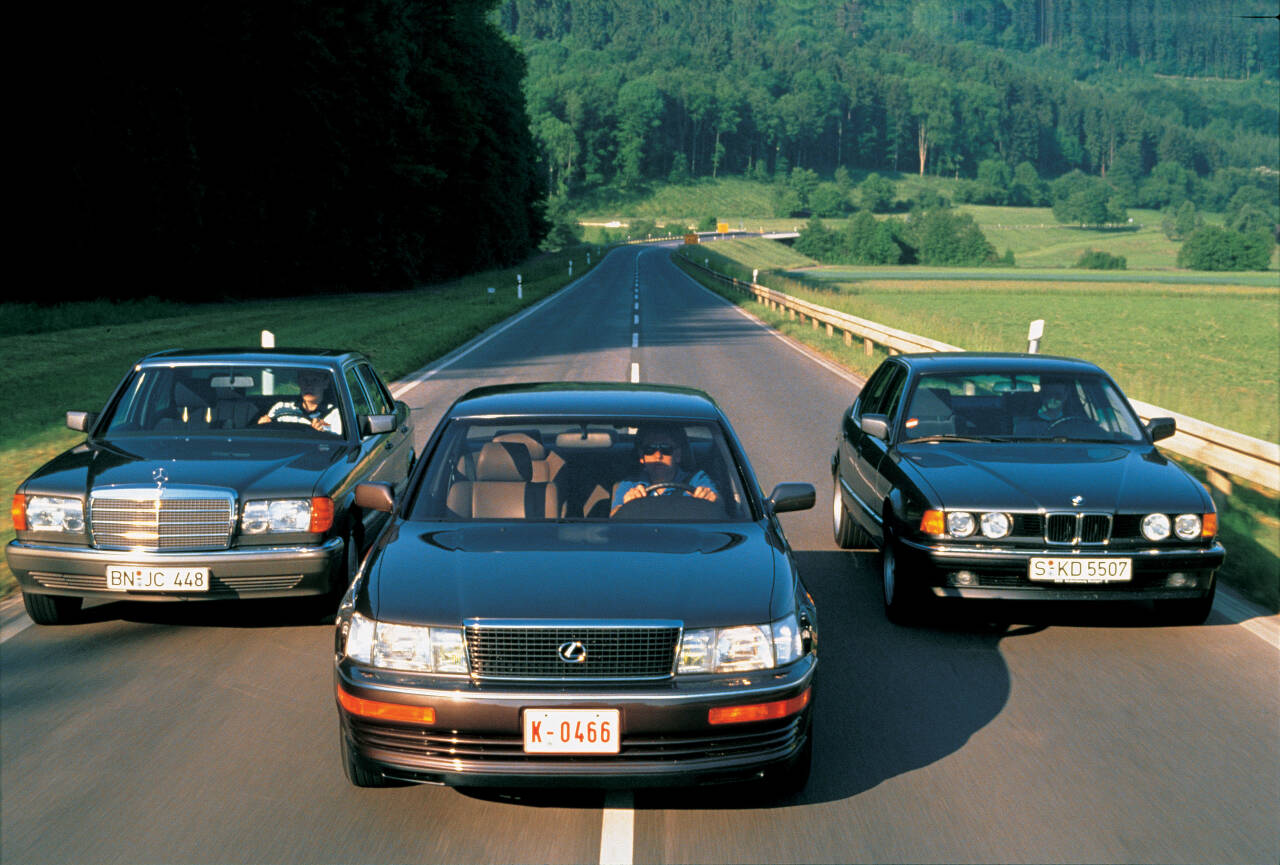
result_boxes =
[610,423,718,516]
[1013,379,1074,436]
[257,369,342,434]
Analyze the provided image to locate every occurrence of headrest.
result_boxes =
[908,387,952,418]
[173,382,210,408]
[475,441,533,482]
[493,432,546,461]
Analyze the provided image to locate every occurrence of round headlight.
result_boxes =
[1174,514,1202,540]
[947,512,976,538]
[1141,513,1171,541]
[980,512,1011,539]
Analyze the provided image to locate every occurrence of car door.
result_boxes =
[841,361,907,542]
[353,362,414,490]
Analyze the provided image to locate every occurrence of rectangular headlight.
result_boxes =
[23,495,85,533]
[242,498,333,534]
[678,616,805,674]
[343,612,468,674]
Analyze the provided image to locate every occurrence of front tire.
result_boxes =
[881,536,917,625]
[22,591,82,626]
[340,725,399,788]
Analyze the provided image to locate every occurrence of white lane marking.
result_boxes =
[633,315,639,325]
[631,333,639,349]
[630,363,640,383]
[599,791,634,865]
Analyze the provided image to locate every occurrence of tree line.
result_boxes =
[504,0,1277,210]
[28,0,547,300]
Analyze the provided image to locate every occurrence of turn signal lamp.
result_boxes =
[337,686,435,724]
[920,510,945,535]
[309,497,335,533]
[1201,513,1217,539]
[11,494,26,531]
[708,689,810,726]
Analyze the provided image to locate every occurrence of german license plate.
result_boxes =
[523,709,620,754]
[1029,557,1131,583]
[106,566,210,592]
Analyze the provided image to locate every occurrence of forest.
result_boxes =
[504,0,1278,213]
[27,0,546,300]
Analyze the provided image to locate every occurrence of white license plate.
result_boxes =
[1029,557,1131,583]
[106,566,210,592]
[523,709,620,754]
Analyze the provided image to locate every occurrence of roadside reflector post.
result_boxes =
[261,330,275,348]
[569,260,573,276]
[487,286,496,303]
[517,274,522,300]
[1027,319,1045,354]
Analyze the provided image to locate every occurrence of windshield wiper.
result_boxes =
[905,434,997,444]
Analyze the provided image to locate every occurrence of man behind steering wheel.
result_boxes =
[610,423,718,516]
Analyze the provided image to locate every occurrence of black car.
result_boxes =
[334,383,817,791]
[832,353,1224,624]
[7,348,415,624]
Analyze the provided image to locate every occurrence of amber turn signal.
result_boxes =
[11,494,26,532]
[309,497,335,533]
[1201,513,1217,538]
[919,509,945,535]
[708,689,810,725]
[336,686,435,724]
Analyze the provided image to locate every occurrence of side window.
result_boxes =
[355,364,393,414]
[880,369,908,421]
[345,367,374,416]
[856,364,896,417]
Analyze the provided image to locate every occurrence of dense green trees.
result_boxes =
[36,0,547,299]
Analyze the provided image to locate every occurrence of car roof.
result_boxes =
[135,348,363,368]
[445,382,724,421]
[895,352,1107,376]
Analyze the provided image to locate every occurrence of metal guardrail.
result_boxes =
[681,255,1280,493]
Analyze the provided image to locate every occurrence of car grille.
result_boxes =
[1045,512,1112,545]
[89,487,236,551]
[464,621,681,680]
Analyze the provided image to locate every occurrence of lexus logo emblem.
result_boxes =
[1071,495,1085,506]
[558,641,587,663]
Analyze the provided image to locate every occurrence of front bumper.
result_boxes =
[6,537,344,602]
[335,655,816,788]
[898,536,1225,602]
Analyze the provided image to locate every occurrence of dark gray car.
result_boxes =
[7,348,415,624]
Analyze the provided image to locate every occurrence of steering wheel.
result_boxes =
[640,482,698,497]
[1048,414,1086,429]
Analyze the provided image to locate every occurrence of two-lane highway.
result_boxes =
[2,244,1277,864]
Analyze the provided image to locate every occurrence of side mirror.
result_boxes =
[360,414,396,436]
[1146,417,1176,442]
[354,482,395,514]
[767,483,816,514]
[66,411,98,432]
[860,414,890,441]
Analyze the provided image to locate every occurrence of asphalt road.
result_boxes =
[2,244,1277,864]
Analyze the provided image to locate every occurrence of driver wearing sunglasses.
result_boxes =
[610,423,719,515]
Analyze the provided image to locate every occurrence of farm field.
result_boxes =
[689,238,1279,442]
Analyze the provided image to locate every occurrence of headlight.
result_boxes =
[947,511,976,538]
[1174,514,1202,540]
[242,497,334,533]
[980,512,1011,539]
[1141,513,1171,541]
[343,612,468,674]
[23,495,85,533]
[678,614,805,674]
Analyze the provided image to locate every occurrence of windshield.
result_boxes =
[900,371,1146,443]
[409,417,753,522]
[101,363,345,438]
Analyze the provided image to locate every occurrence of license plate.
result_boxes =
[106,566,210,592]
[523,709,620,754]
[1029,557,1131,583]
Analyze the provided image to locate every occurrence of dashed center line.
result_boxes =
[599,791,635,865]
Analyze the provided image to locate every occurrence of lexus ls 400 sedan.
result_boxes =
[831,353,1224,625]
[334,383,818,792]
[7,348,415,624]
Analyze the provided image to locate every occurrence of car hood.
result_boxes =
[26,435,355,499]
[364,522,784,628]
[898,441,1206,512]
